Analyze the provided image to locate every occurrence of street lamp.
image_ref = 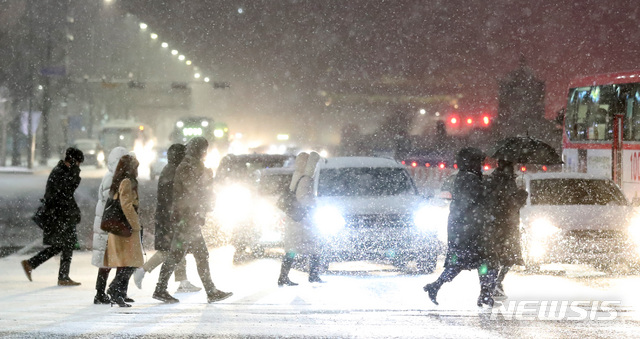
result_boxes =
[186,60,192,65]
[178,55,185,61]
[150,33,158,39]
[139,22,147,30]
[171,49,178,55]
[161,42,168,48]
[194,73,201,79]
[204,77,210,82]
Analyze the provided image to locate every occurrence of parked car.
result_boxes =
[71,139,105,168]
[312,156,445,273]
[518,172,640,271]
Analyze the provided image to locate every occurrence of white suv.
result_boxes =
[312,157,445,273]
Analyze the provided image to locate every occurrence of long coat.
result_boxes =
[42,160,82,247]
[154,145,185,251]
[91,147,130,267]
[444,170,487,269]
[170,138,214,251]
[104,178,144,268]
[291,152,321,255]
[485,170,527,266]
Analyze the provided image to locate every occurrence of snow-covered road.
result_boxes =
[2,248,640,338]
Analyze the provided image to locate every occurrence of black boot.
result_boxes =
[308,255,325,283]
[423,280,442,306]
[94,292,111,305]
[277,254,298,286]
[477,287,494,307]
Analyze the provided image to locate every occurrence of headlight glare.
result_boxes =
[313,205,345,236]
[530,218,559,241]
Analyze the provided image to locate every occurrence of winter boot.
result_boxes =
[93,292,111,305]
[477,287,494,307]
[423,279,443,306]
[277,254,298,286]
[308,255,325,283]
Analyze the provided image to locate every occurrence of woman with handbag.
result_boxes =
[90,146,131,304]
[103,154,144,307]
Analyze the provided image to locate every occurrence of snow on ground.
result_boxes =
[2,248,640,338]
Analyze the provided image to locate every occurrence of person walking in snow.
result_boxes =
[277,151,325,285]
[152,137,232,304]
[423,147,498,307]
[91,146,134,304]
[133,143,200,293]
[484,159,527,299]
[22,147,84,286]
[103,154,145,307]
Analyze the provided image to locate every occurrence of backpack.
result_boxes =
[276,176,308,222]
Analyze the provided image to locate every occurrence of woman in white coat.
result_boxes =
[277,152,308,286]
[277,152,324,285]
[91,147,131,304]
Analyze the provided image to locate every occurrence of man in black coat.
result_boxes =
[484,159,528,298]
[423,147,498,307]
[22,147,84,286]
[133,143,200,292]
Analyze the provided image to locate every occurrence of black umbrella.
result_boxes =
[488,136,563,165]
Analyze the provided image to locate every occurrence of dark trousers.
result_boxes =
[435,261,498,293]
[95,268,111,295]
[27,243,73,280]
[496,265,511,288]
[107,267,135,299]
[155,231,216,295]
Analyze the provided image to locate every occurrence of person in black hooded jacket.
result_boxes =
[21,147,84,286]
[133,144,200,292]
[423,147,498,307]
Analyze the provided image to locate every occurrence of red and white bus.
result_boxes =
[562,70,640,201]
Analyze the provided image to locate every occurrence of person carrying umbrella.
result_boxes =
[483,159,528,298]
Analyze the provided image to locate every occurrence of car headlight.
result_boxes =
[627,214,640,251]
[313,205,345,237]
[529,217,560,241]
[414,205,448,243]
[214,185,253,230]
[97,152,105,162]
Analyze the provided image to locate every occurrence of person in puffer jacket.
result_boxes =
[90,147,132,304]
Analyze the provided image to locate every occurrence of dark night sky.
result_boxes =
[121,0,640,142]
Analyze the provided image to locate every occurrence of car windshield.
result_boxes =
[258,174,292,196]
[318,167,416,197]
[217,157,289,182]
[530,178,627,205]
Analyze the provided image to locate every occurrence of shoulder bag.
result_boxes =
[100,194,133,237]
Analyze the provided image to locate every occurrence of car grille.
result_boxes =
[345,214,413,228]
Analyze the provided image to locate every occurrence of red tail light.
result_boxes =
[438,163,445,169]
[450,117,458,124]
[411,162,418,168]
[425,163,431,168]
[453,164,458,169]
[466,118,473,125]
[521,166,527,172]
[482,116,490,125]
[483,165,490,171]
[542,165,548,171]
[401,160,406,165]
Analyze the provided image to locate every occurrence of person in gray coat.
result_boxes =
[133,144,200,293]
[152,137,232,304]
